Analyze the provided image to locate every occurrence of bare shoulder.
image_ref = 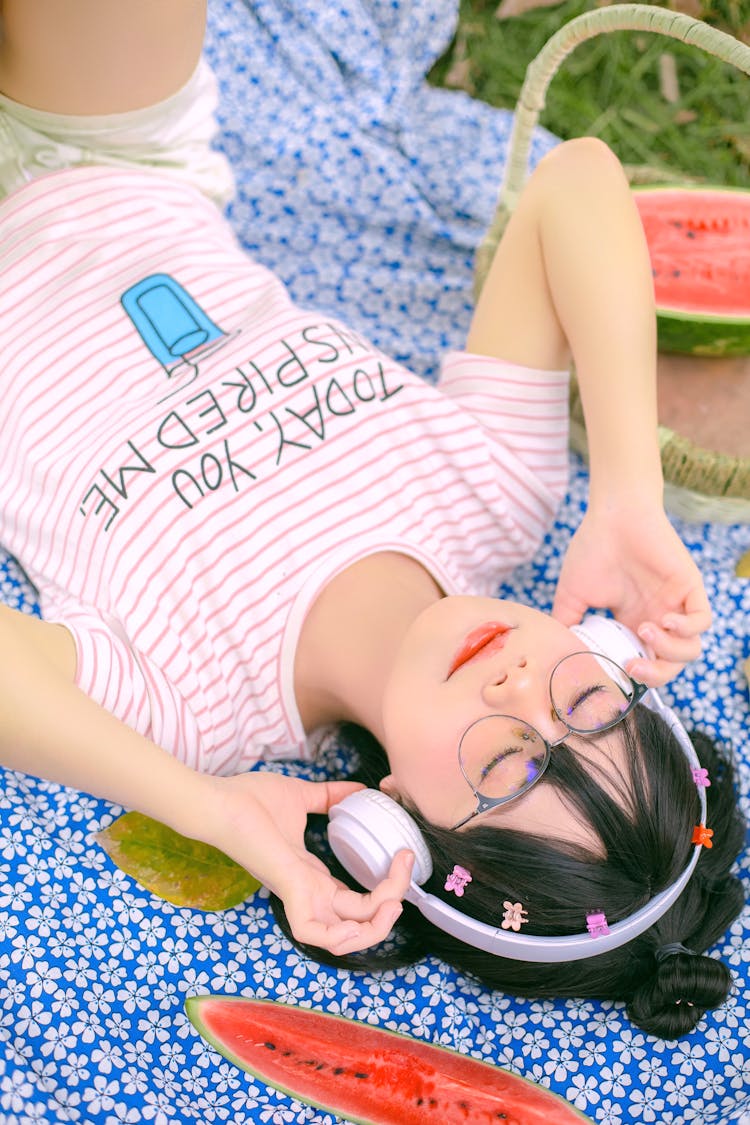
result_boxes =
[0,0,206,113]
[0,604,77,680]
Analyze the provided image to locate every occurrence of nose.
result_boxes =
[481,656,557,733]
[481,653,535,698]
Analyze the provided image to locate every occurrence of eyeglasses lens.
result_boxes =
[549,653,634,734]
[458,655,634,802]
[458,718,547,800]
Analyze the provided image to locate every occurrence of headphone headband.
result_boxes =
[328,615,707,963]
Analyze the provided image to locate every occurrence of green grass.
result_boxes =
[430,0,750,186]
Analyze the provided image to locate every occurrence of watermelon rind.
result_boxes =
[185,994,594,1124]
[633,184,750,357]
[654,309,750,358]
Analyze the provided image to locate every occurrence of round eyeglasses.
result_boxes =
[452,652,648,829]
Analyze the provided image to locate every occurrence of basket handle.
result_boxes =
[500,3,750,215]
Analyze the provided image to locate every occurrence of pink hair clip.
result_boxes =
[444,864,472,896]
[586,911,610,937]
[691,767,711,788]
[501,901,528,931]
[692,825,714,848]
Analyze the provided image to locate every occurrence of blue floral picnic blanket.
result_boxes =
[1,2,748,1123]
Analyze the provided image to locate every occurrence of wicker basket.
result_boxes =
[474,4,750,523]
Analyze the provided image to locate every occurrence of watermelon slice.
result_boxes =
[634,185,750,357]
[185,995,592,1124]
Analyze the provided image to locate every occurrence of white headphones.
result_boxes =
[328,615,708,963]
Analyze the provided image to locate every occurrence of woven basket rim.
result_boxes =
[473,4,750,516]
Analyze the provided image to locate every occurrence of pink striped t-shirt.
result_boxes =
[0,166,569,774]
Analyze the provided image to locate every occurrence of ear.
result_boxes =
[378,774,398,798]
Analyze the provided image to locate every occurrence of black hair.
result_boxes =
[269,707,746,1040]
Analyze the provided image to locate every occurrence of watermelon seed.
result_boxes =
[333,1067,345,1075]
[263,1042,276,1050]
[354,1071,368,1079]
[686,231,697,239]
[672,270,681,277]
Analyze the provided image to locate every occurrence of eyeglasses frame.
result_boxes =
[452,652,649,829]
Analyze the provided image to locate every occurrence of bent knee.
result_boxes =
[535,136,626,187]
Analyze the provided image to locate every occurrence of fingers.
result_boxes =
[626,655,686,689]
[638,620,702,662]
[294,898,405,957]
[299,779,366,816]
[625,605,710,687]
[626,624,699,688]
[660,605,712,639]
[332,850,414,922]
[288,850,415,956]
[551,588,587,628]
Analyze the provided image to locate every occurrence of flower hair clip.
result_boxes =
[586,911,610,937]
[501,901,528,931]
[444,864,472,896]
[692,767,711,788]
[692,825,714,848]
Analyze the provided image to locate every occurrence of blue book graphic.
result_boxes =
[121,274,224,374]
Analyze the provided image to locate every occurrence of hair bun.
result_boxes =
[627,948,732,1038]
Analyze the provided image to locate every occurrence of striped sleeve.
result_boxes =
[42,598,208,768]
[438,350,570,505]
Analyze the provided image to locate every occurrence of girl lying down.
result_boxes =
[0,0,743,1042]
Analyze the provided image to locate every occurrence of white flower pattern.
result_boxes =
[0,2,749,1124]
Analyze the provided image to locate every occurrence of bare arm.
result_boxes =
[0,604,412,951]
[0,0,206,113]
[467,138,710,682]
[0,604,209,830]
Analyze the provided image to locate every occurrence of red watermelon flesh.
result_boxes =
[634,186,750,356]
[185,995,592,1124]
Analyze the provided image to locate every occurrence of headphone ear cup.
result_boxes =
[328,789,433,890]
[569,614,646,667]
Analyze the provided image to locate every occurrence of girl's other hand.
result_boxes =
[200,770,414,955]
[552,503,711,687]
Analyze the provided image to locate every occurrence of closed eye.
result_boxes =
[479,746,522,781]
[566,683,605,716]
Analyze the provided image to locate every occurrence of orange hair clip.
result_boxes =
[692,825,714,848]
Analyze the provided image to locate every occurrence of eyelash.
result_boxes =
[480,746,522,781]
[566,683,605,715]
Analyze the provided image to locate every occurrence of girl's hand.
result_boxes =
[552,503,711,687]
[199,770,414,955]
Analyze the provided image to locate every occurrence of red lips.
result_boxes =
[448,623,511,677]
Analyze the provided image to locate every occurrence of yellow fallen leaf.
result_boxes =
[735,550,750,578]
[96,811,262,910]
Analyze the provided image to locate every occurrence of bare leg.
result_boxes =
[467,137,663,506]
[0,0,206,113]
